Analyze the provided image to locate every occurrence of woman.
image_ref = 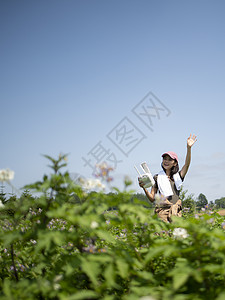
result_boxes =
[139,134,197,222]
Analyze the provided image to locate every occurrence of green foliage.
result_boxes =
[180,188,196,217]
[196,193,208,210]
[0,154,225,299]
[215,197,225,209]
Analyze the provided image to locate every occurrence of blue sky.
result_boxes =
[1,0,225,202]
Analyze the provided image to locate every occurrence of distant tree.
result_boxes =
[215,197,225,209]
[196,193,208,209]
[208,200,215,210]
[180,187,196,215]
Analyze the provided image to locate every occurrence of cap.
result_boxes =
[162,151,178,161]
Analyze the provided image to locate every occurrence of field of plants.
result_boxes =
[1,155,225,300]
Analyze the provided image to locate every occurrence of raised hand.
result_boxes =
[187,134,197,148]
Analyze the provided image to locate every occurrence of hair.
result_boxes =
[161,161,179,180]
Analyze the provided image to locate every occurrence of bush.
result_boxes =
[0,155,225,300]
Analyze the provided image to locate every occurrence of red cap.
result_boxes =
[162,151,178,161]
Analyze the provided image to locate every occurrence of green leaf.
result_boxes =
[116,258,129,279]
[216,292,225,300]
[1,231,21,246]
[102,296,115,300]
[104,263,117,288]
[88,254,112,264]
[2,279,13,300]
[192,269,203,283]
[36,231,65,252]
[96,230,115,244]
[173,271,190,290]
[42,154,57,164]
[62,257,81,276]
[63,290,99,300]
[58,163,67,169]
[81,259,100,286]
[203,263,224,273]
[144,246,164,262]
[136,271,154,282]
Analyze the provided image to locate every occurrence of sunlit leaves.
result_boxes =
[1,154,225,299]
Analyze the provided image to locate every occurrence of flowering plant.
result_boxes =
[95,162,114,183]
[0,155,225,300]
[0,168,14,182]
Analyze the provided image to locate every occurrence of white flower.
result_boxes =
[95,179,105,189]
[120,233,126,237]
[54,275,63,282]
[96,162,108,169]
[53,283,60,290]
[30,239,37,244]
[90,221,99,229]
[79,178,105,191]
[0,169,15,182]
[173,227,189,239]
[0,200,4,208]
[139,296,156,300]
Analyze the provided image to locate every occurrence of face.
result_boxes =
[162,155,177,170]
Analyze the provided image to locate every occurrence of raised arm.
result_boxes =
[180,134,197,179]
